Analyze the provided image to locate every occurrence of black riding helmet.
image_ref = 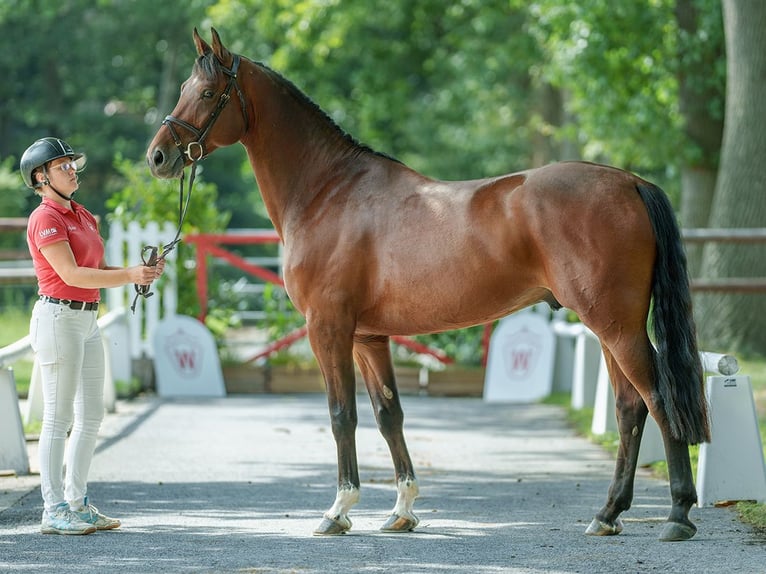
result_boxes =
[20,137,87,189]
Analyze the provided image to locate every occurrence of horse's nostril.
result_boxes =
[153,149,165,166]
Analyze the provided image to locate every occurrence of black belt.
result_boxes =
[41,296,99,311]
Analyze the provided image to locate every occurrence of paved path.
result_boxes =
[1,394,764,573]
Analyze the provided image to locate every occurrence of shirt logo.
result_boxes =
[39,227,58,238]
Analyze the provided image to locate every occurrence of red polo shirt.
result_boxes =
[27,197,103,302]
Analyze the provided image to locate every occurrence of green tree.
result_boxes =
[209,0,538,179]
[0,1,248,216]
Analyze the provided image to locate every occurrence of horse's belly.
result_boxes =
[355,280,548,336]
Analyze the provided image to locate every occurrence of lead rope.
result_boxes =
[130,162,197,314]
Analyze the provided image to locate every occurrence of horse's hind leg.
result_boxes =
[586,346,649,536]
[594,336,698,541]
[353,334,419,532]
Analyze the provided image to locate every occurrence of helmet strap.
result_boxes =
[51,187,75,201]
[36,165,75,201]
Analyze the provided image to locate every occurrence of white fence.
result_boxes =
[106,220,178,360]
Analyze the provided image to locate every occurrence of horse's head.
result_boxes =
[147,28,249,179]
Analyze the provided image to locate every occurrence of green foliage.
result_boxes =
[413,325,486,367]
[105,155,231,321]
[260,283,304,341]
[211,0,537,178]
[0,0,212,217]
[527,1,682,168]
[0,156,26,216]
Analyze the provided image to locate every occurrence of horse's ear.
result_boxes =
[210,27,233,67]
[193,27,211,57]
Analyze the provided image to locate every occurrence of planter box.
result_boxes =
[222,364,268,394]
[354,366,424,396]
[222,363,428,396]
[427,367,485,397]
[268,364,325,393]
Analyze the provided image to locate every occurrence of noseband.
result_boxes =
[162,54,249,162]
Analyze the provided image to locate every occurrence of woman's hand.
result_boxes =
[129,264,160,286]
[154,258,166,279]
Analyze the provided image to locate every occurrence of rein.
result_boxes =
[131,54,248,314]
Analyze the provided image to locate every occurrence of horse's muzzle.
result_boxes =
[147,144,184,179]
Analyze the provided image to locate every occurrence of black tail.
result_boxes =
[636,183,710,445]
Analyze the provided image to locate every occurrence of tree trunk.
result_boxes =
[675,0,724,276]
[530,83,579,167]
[695,0,766,354]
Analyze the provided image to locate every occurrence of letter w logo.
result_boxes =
[174,349,197,372]
[511,349,532,373]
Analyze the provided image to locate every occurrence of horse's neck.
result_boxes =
[241,69,364,238]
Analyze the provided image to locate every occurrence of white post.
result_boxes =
[0,367,29,475]
[570,329,601,409]
[106,220,177,362]
[697,375,766,506]
[23,359,43,426]
[590,354,616,434]
[101,336,116,414]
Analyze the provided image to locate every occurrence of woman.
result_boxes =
[20,137,164,535]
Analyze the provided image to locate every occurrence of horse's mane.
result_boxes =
[195,52,401,164]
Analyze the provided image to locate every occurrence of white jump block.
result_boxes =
[23,359,43,426]
[101,312,132,390]
[483,311,555,403]
[153,314,226,398]
[101,334,116,414]
[570,329,601,409]
[551,330,575,394]
[0,367,29,475]
[697,375,766,506]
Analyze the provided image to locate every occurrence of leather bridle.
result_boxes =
[162,54,249,163]
[131,54,249,314]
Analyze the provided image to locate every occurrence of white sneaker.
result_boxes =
[71,497,121,531]
[41,503,97,535]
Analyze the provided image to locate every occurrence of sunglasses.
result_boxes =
[54,159,80,173]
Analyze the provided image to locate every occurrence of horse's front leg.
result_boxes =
[307,318,361,536]
[354,335,419,532]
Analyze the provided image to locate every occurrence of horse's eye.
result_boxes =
[201,89,215,99]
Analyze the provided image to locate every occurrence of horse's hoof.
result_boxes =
[313,515,351,536]
[659,521,696,541]
[585,517,623,536]
[380,512,418,532]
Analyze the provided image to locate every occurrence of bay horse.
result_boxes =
[147,28,710,541]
